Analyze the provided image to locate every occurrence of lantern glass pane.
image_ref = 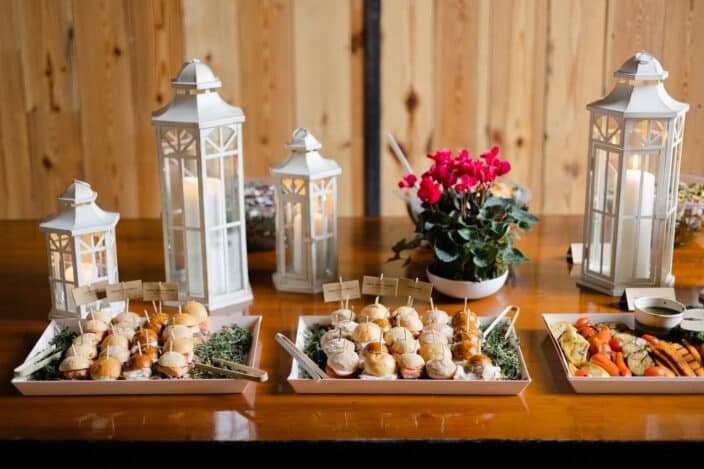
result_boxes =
[51,251,61,278]
[592,149,606,211]
[205,158,225,227]
[183,159,201,229]
[53,281,65,310]
[61,235,71,252]
[94,233,105,248]
[222,126,237,152]
[628,120,649,147]
[606,117,621,145]
[80,252,94,283]
[602,215,614,277]
[592,115,606,141]
[186,230,204,297]
[169,229,186,288]
[95,250,107,279]
[227,227,243,291]
[66,284,75,311]
[605,152,619,214]
[649,120,667,146]
[207,229,226,296]
[63,253,74,283]
[166,157,184,226]
[588,212,603,274]
[286,201,304,275]
[80,234,92,250]
[161,129,179,156]
[179,129,197,157]
[223,156,239,223]
[49,233,60,250]
[205,128,220,155]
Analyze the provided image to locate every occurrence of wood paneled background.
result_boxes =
[1,0,703,220]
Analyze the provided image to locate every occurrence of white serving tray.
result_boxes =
[12,314,262,396]
[543,313,704,394]
[287,315,531,395]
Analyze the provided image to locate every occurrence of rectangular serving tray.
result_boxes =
[12,314,262,396]
[287,315,531,395]
[543,313,704,394]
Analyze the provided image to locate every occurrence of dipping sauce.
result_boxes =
[641,306,680,315]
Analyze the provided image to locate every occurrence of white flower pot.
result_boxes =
[426,267,509,300]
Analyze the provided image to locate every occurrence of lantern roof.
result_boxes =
[270,128,342,178]
[151,59,244,128]
[39,180,120,235]
[588,51,689,118]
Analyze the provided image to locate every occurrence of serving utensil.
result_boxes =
[275,332,329,381]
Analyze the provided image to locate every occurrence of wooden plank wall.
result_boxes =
[381,0,704,216]
[1,0,703,219]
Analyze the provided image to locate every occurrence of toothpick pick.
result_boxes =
[137,341,142,356]
[375,273,383,305]
[78,319,83,335]
[464,298,468,313]
[143,309,150,321]
[178,304,182,315]
[71,344,77,356]
[152,300,158,315]
[339,276,344,309]
[429,297,435,312]
[90,310,95,320]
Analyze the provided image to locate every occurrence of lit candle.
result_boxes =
[291,209,325,275]
[619,155,655,280]
[183,176,226,295]
[64,261,94,284]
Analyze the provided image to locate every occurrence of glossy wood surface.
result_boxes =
[1,216,704,441]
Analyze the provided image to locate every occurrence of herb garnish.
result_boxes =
[192,324,252,379]
[302,324,329,378]
[481,322,522,380]
[29,326,78,381]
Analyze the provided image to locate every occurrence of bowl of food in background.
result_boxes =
[244,178,276,251]
[675,174,704,247]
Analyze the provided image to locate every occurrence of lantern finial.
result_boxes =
[58,180,97,205]
[171,59,222,90]
[287,127,322,152]
[614,51,668,81]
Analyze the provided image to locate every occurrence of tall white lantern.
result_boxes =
[578,51,688,296]
[271,128,341,293]
[151,59,252,309]
[39,180,120,319]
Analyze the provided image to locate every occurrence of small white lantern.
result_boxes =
[271,128,341,293]
[39,180,120,319]
[151,59,252,309]
[578,51,689,296]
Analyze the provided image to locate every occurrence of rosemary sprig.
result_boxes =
[192,324,252,379]
[301,325,329,379]
[29,326,78,381]
[481,322,522,380]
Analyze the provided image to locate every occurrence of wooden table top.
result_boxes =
[1,215,703,442]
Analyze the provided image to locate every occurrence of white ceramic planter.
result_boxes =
[426,267,509,300]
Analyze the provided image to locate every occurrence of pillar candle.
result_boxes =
[619,165,655,280]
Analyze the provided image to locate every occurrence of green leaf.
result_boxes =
[503,247,529,264]
[483,196,513,209]
[510,207,539,224]
[434,239,459,263]
[456,228,472,240]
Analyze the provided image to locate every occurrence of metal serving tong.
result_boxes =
[482,305,521,341]
[192,358,268,382]
[275,332,330,381]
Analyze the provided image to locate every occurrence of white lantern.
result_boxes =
[39,180,120,319]
[151,59,252,309]
[578,51,688,296]
[271,128,341,293]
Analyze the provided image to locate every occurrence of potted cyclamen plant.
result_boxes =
[389,147,539,299]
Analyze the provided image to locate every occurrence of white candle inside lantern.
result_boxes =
[64,261,94,284]
[291,210,324,275]
[619,155,655,279]
[183,176,226,294]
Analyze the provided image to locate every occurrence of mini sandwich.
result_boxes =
[372,318,392,334]
[325,350,360,378]
[156,351,189,378]
[90,356,122,380]
[73,333,100,348]
[362,352,397,378]
[182,300,209,335]
[89,309,113,325]
[452,310,479,330]
[164,337,195,363]
[357,303,389,323]
[424,322,454,339]
[122,354,153,380]
[171,313,201,339]
[65,344,98,360]
[59,356,91,379]
[453,329,481,344]
[142,345,160,364]
[351,322,383,347]
[468,354,494,376]
[100,333,129,352]
[418,330,449,346]
[391,305,419,324]
[108,324,136,342]
[390,334,419,356]
[81,319,108,340]
[384,326,413,346]
[398,353,425,379]
[419,342,452,362]
[147,311,170,334]
[397,314,423,337]
[321,329,345,350]
[361,341,389,360]
[322,337,356,356]
[100,345,130,364]
[426,357,457,379]
[331,308,355,326]
[162,325,192,342]
[451,340,479,362]
[421,309,450,327]
[336,320,358,338]
[112,311,145,328]
[133,328,159,350]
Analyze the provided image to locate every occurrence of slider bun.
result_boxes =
[321,329,345,349]
[453,330,481,344]
[391,306,419,321]
[109,324,136,340]
[135,328,158,344]
[384,326,412,346]
[363,352,396,377]
[164,337,195,357]
[100,345,130,364]
[172,313,198,327]
[73,333,100,347]
[357,303,389,322]
[89,310,113,324]
[397,353,425,371]
[65,344,98,360]
[100,334,129,351]
[419,342,452,362]
[326,350,360,377]
[421,309,449,327]
[390,336,419,355]
[182,301,208,324]
[59,355,91,372]
[352,322,382,344]
[451,340,479,361]
[127,353,153,371]
[452,310,479,329]
[90,356,122,380]
[156,351,188,378]
[426,357,457,379]
[331,308,355,325]
[81,319,108,333]
[399,315,423,333]
[112,311,144,327]
[418,330,449,346]
[148,312,170,328]
[162,325,192,341]
[468,354,494,374]
[322,337,355,356]
[372,319,392,333]
[362,341,389,356]
[424,323,453,339]
[142,346,160,363]
[336,320,358,338]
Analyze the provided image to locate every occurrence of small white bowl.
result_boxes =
[634,296,685,337]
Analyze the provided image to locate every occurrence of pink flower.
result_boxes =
[427,148,452,165]
[480,146,500,162]
[427,163,456,187]
[496,160,511,176]
[398,173,417,188]
[417,176,442,204]
[476,164,498,183]
[454,174,478,193]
